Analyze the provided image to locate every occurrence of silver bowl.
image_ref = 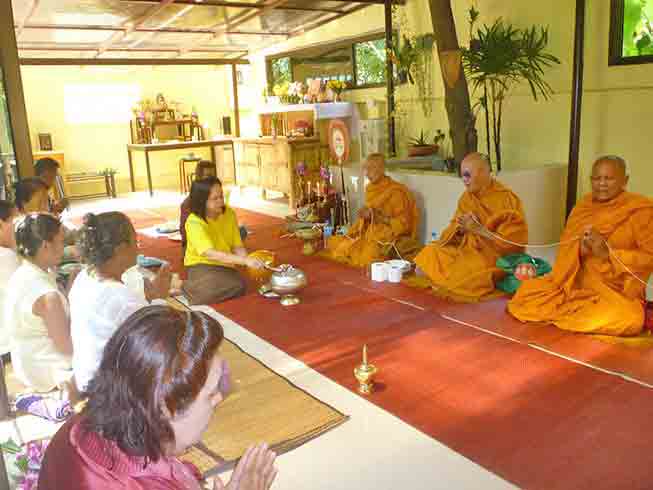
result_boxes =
[269,265,307,306]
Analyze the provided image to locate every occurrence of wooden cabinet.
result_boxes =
[235,137,321,208]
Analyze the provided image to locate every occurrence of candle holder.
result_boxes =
[353,344,377,395]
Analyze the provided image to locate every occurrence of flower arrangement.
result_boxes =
[326,80,347,101]
[1,438,50,490]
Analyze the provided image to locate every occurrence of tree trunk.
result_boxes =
[429,0,477,164]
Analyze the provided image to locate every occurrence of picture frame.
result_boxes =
[38,133,52,151]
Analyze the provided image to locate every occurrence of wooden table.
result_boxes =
[126,139,235,196]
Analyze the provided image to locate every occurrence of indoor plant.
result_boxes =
[407,129,445,157]
[462,7,560,171]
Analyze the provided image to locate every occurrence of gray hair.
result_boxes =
[594,155,628,176]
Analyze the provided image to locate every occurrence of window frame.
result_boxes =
[608,0,653,66]
[266,31,397,91]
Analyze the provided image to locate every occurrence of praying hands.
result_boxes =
[581,226,609,259]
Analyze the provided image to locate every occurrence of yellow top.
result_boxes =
[184,206,243,268]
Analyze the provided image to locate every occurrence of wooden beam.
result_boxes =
[19,45,248,53]
[566,0,586,217]
[121,0,345,14]
[384,0,396,156]
[231,64,241,137]
[19,57,249,66]
[95,0,176,57]
[177,0,290,57]
[0,0,34,180]
[289,4,368,37]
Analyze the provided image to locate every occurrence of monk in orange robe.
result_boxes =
[508,156,653,336]
[414,152,528,302]
[325,153,420,267]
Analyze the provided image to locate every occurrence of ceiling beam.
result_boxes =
[121,0,344,14]
[20,23,288,37]
[289,4,369,37]
[18,58,249,66]
[176,0,291,57]
[95,0,177,57]
[19,45,247,53]
[15,0,39,39]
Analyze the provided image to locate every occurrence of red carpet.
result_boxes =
[133,206,653,490]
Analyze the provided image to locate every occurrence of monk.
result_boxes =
[414,152,528,302]
[508,155,653,336]
[325,153,420,267]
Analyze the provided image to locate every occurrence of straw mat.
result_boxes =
[180,337,348,477]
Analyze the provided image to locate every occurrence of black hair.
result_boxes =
[14,213,62,258]
[82,306,224,461]
[0,200,15,222]
[195,160,216,179]
[77,212,134,267]
[14,178,48,212]
[34,157,60,177]
[189,176,222,221]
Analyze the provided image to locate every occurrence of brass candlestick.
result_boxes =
[353,344,377,395]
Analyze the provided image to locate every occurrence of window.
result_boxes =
[267,33,393,90]
[270,57,291,88]
[609,0,653,65]
[354,38,387,85]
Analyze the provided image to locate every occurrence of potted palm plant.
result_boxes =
[462,7,560,171]
[407,129,445,157]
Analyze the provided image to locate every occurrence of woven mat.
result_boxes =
[179,331,348,477]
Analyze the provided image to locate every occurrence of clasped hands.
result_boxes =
[581,226,609,259]
[455,213,484,236]
[358,206,389,225]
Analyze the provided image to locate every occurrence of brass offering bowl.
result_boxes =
[268,264,308,306]
[295,227,322,255]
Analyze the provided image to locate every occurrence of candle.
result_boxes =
[307,181,311,195]
[363,344,368,365]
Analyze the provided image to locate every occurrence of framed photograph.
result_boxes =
[38,133,52,151]
[609,0,653,65]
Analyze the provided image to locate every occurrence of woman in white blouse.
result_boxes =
[0,200,18,357]
[5,213,73,392]
[70,212,171,392]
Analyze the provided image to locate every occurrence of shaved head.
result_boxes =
[592,155,627,177]
[364,153,386,184]
[460,152,492,194]
[591,155,629,202]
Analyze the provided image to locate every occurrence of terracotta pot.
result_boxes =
[408,145,439,157]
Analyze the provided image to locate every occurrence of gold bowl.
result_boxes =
[295,228,322,255]
[247,250,275,282]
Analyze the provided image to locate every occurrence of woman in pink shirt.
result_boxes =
[38,305,278,489]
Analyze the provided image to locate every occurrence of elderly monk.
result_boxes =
[508,156,653,336]
[414,152,528,302]
[325,153,419,267]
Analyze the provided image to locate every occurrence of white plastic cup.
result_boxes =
[388,266,403,283]
[370,262,388,282]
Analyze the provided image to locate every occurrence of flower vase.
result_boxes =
[334,93,341,103]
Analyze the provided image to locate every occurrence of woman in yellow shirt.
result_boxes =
[184,177,263,304]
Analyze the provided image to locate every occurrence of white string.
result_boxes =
[469,214,651,289]
[469,215,580,248]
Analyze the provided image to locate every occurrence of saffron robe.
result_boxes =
[414,179,528,302]
[508,191,653,336]
[326,176,420,267]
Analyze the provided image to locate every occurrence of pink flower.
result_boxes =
[296,161,307,176]
[320,166,330,181]
[19,471,39,490]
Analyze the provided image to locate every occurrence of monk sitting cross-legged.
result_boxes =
[508,155,653,337]
[414,152,528,302]
[325,153,420,267]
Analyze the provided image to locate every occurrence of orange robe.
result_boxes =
[325,176,419,267]
[508,192,653,336]
[414,179,528,302]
